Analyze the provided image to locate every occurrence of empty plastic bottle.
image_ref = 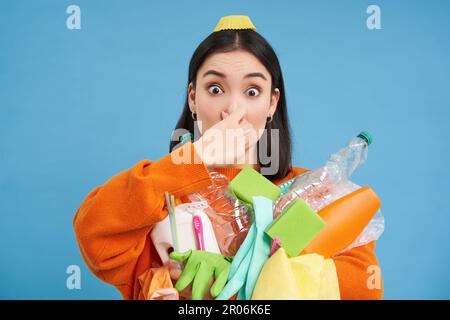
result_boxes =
[274,132,373,217]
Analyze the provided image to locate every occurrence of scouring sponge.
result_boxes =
[229,165,281,206]
[265,198,325,257]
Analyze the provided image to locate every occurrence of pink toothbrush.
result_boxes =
[270,236,282,257]
[193,215,205,251]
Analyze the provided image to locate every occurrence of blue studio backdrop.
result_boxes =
[0,0,449,299]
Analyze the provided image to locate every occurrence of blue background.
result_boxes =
[1,0,449,299]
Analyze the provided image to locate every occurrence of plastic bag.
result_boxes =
[252,248,340,300]
[337,208,385,255]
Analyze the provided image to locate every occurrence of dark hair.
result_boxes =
[169,29,292,181]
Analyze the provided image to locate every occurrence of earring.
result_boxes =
[266,114,273,123]
[191,111,197,120]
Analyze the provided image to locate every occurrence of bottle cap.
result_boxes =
[180,132,193,144]
[357,131,373,145]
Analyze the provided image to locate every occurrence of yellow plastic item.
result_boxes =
[251,248,340,300]
[213,15,257,32]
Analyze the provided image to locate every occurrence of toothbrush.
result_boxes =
[270,236,282,256]
[192,215,205,251]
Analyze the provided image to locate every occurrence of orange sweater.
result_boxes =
[73,142,383,300]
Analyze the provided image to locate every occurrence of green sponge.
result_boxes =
[265,198,325,257]
[230,165,281,206]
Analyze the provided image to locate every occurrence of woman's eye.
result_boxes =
[208,85,223,95]
[246,87,260,97]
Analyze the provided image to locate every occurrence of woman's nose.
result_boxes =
[221,110,229,120]
[224,100,245,117]
[222,105,248,122]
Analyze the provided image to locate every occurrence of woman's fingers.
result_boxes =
[197,105,262,166]
[227,104,247,124]
[241,123,253,133]
[240,122,259,146]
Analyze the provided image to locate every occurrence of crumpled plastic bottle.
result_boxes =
[185,171,252,257]
[274,132,385,253]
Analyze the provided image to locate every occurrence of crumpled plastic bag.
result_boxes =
[338,207,385,254]
[138,266,179,300]
[252,248,340,300]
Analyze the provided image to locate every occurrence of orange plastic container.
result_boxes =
[301,186,381,258]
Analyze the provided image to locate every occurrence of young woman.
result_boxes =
[73,16,383,300]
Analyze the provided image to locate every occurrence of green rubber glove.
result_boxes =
[170,250,232,300]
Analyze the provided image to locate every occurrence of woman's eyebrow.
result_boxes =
[202,70,267,81]
[202,70,226,78]
[244,72,267,81]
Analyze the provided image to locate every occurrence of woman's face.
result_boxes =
[188,49,280,134]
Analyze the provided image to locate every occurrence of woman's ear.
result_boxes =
[269,88,280,117]
[188,82,196,113]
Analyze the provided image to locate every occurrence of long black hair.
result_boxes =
[169,29,292,181]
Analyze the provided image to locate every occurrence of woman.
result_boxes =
[73,15,383,300]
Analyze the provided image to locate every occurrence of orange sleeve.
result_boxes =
[332,241,383,300]
[73,142,213,290]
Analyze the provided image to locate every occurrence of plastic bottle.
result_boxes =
[185,171,252,257]
[273,131,385,254]
[274,131,373,217]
